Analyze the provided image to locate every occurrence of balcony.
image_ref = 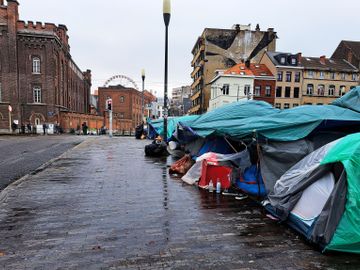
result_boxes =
[191,45,205,67]
[191,76,202,90]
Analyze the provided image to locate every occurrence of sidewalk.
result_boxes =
[0,137,357,269]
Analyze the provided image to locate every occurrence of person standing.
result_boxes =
[42,123,47,135]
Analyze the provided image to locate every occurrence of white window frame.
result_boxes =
[307,84,314,95]
[254,86,261,96]
[352,73,358,81]
[33,86,41,103]
[265,86,271,97]
[32,57,41,74]
[319,71,325,79]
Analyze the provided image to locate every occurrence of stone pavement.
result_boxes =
[0,137,359,269]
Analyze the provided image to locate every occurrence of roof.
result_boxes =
[301,57,358,72]
[266,51,302,67]
[224,63,274,77]
[342,40,360,59]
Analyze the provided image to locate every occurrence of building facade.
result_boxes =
[209,63,275,111]
[260,52,303,109]
[97,85,156,130]
[301,55,358,105]
[0,0,91,132]
[170,85,191,116]
[190,24,277,114]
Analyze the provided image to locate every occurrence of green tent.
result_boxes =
[267,132,360,253]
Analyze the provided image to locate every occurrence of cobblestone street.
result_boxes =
[0,137,359,269]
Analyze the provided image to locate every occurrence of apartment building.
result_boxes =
[260,52,303,109]
[301,55,358,105]
[190,24,277,114]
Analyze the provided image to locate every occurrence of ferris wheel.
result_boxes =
[103,75,139,90]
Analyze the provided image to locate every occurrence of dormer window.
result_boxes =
[32,57,41,74]
[291,58,297,65]
[280,57,286,64]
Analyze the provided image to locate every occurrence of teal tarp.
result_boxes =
[148,115,199,139]
[185,87,360,141]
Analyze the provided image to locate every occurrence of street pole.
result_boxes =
[141,69,145,126]
[163,0,171,142]
[8,111,11,132]
[109,109,113,138]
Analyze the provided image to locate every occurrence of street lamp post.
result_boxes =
[163,0,171,142]
[141,69,145,126]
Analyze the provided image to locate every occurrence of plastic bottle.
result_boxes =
[208,179,214,192]
[216,178,221,194]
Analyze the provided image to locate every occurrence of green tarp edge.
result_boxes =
[320,133,360,254]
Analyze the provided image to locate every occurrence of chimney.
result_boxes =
[320,55,326,65]
[255,24,260,31]
[235,24,240,33]
[297,53,302,64]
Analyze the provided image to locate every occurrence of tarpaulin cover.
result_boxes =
[182,87,360,141]
[321,133,360,253]
[148,115,199,140]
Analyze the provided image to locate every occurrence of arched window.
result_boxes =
[328,85,335,96]
[339,86,346,96]
[317,84,325,96]
[307,84,314,95]
[32,57,41,74]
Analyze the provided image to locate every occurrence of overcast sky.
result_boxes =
[19,0,360,97]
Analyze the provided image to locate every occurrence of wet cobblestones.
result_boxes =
[0,137,359,269]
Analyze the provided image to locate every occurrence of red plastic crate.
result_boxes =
[199,160,232,190]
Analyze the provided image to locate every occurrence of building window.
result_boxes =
[340,85,346,96]
[276,86,282,97]
[352,73,358,81]
[222,84,229,95]
[294,87,300,98]
[328,85,335,96]
[119,113,124,118]
[284,103,290,109]
[254,86,261,96]
[305,103,312,105]
[319,71,325,79]
[32,57,41,74]
[286,72,292,82]
[350,86,356,90]
[265,86,271,97]
[244,85,251,96]
[285,87,291,98]
[120,96,124,103]
[277,71,283,82]
[293,103,299,107]
[291,58,297,65]
[317,103,323,105]
[294,72,301,83]
[307,84,314,95]
[317,84,325,96]
[280,57,286,64]
[308,71,314,78]
[33,86,41,103]
[341,73,346,80]
[330,72,336,80]
[275,103,281,109]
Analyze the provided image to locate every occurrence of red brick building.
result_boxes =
[98,85,156,131]
[0,0,91,132]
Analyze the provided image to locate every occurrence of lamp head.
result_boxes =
[163,0,171,14]
[141,68,145,79]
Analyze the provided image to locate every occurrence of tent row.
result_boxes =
[147,87,360,253]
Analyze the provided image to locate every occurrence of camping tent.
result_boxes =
[179,87,360,142]
[148,115,199,140]
[266,132,360,253]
